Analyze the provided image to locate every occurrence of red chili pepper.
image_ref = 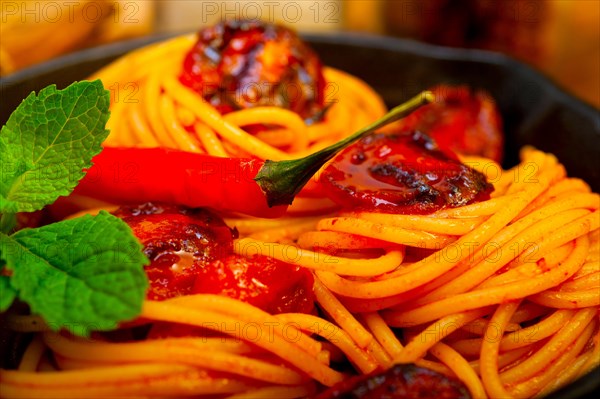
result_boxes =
[75,148,284,217]
[75,92,433,218]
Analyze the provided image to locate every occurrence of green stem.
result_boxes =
[254,90,434,207]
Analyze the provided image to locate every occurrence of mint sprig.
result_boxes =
[0,212,148,336]
[0,81,110,214]
[0,81,148,337]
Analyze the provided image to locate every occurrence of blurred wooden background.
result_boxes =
[1,0,598,107]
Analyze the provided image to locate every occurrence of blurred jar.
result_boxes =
[0,0,155,76]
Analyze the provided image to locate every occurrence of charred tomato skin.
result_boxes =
[114,203,315,316]
[180,19,326,119]
[113,203,236,301]
[315,364,471,399]
[320,131,493,214]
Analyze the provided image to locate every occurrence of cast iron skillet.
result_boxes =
[1,33,599,398]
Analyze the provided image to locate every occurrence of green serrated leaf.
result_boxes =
[0,80,110,213]
[0,211,148,336]
[0,275,16,311]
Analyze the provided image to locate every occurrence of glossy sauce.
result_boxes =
[320,131,493,214]
[114,203,314,315]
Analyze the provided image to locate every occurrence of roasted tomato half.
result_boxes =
[180,19,326,119]
[113,203,236,301]
[399,85,503,163]
[320,131,493,214]
[316,364,470,399]
[193,253,314,315]
[114,203,314,315]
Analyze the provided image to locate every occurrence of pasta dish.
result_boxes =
[0,20,598,399]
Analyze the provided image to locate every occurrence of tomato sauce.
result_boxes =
[114,203,314,315]
[320,131,493,214]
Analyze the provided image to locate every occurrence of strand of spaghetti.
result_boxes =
[365,337,393,369]
[501,308,596,384]
[234,237,403,277]
[459,155,504,185]
[430,342,487,399]
[345,212,485,235]
[89,35,195,83]
[226,216,321,235]
[509,320,596,398]
[1,362,200,387]
[575,262,600,282]
[223,107,308,152]
[104,98,131,147]
[128,98,160,147]
[162,75,289,160]
[226,384,316,399]
[505,147,551,195]
[480,301,522,398]
[416,194,598,305]
[576,331,600,379]
[559,271,599,291]
[0,366,249,398]
[361,312,404,358]
[193,121,228,156]
[159,94,202,152]
[384,235,589,326]
[141,300,344,386]
[43,333,304,386]
[508,302,549,323]
[516,178,592,220]
[535,350,595,398]
[413,209,589,307]
[412,208,593,303]
[409,359,452,377]
[323,68,386,119]
[460,318,520,336]
[297,231,394,251]
[452,309,575,356]
[316,216,456,249]
[248,219,322,243]
[255,128,296,148]
[274,313,377,374]
[392,307,492,363]
[433,195,515,218]
[509,211,599,268]
[313,278,373,349]
[316,168,555,300]
[534,241,575,267]
[17,335,45,372]
[468,347,532,376]
[164,295,322,358]
[338,285,430,313]
[528,289,600,308]
[176,104,196,127]
[144,68,178,148]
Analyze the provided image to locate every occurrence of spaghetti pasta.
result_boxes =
[1,23,598,399]
[91,35,385,160]
[6,145,597,399]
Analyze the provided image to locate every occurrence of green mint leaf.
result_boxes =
[0,211,149,336]
[0,80,110,213]
[0,275,16,311]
